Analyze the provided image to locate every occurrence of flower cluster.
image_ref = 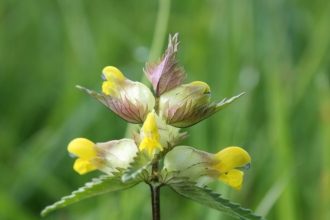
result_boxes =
[69,34,250,190]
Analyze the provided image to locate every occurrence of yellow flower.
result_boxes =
[67,138,98,175]
[158,81,212,127]
[101,66,125,95]
[139,112,163,156]
[92,65,155,123]
[213,147,251,190]
[159,81,211,111]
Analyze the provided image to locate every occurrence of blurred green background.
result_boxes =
[1,0,330,219]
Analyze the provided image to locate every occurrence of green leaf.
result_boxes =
[41,171,140,217]
[169,180,265,220]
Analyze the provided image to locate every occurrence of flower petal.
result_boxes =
[218,169,243,190]
[68,138,97,159]
[139,112,164,156]
[101,66,124,95]
[213,146,251,173]
[73,157,97,175]
[143,112,160,140]
[102,66,125,82]
[102,81,113,95]
[139,138,163,156]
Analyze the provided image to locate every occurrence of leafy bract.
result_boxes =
[77,86,148,124]
[169,179,265,220]
[144,33,186,97]
[164,92,245,128]
[121,144,174,183]
[41,171,140,217]
[121,150,153,182]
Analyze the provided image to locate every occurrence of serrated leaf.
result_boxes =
[41,171,140,217]
[167,92,245,128]
[121,150,152,182]
[169,180,265,220]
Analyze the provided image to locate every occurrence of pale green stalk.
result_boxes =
[124,0,171,138]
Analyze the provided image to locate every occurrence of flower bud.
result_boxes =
[159,80,244,127]
[159,81,211,110]
[138,111,183,149]
[77,66,155,123]
[159,81,211,127]
[138,112,164,156]
[101,66,155,111]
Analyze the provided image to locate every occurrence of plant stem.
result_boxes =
[150,184,161,220]
[123,1,171,220]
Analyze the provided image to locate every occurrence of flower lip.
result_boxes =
[69,152,78,158]
[67,138,98,175]
[102,66,125,81]
[139,112,164,155]
[237,162,251,170]
[68,138,97,159]
[214,146,251,173]
[213,146,251,190]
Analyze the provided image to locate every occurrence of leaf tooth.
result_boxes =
[215,196,230,204]
[168,180,265,220]
[226,202,241,210]
[208,192,220,199]
[248,214,265,220]
[237,207,252,216]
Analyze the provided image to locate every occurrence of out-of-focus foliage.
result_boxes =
[1,0,329,219]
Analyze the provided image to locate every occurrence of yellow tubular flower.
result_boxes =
[139,112,163,156]
[101,66,125,95]
[67,138,98,175]
[213,147,251,190]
